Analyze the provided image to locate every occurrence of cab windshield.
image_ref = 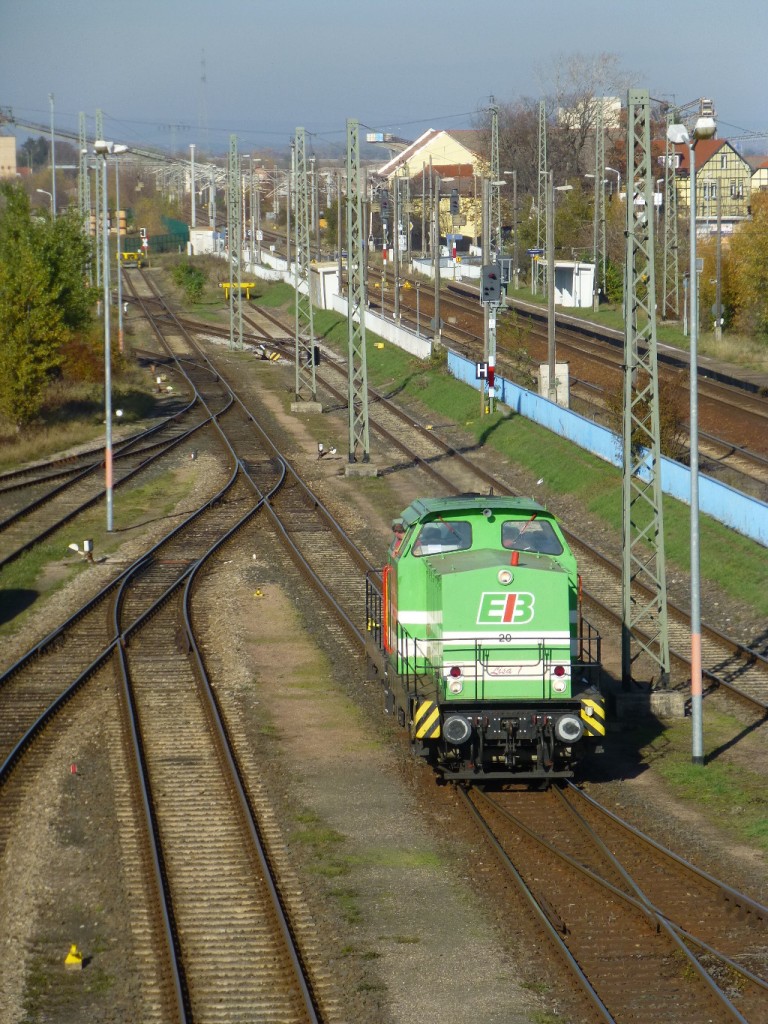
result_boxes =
[412,520,472,556]
[501,519,563,555]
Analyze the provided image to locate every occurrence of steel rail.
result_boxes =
[473,787,753,1022]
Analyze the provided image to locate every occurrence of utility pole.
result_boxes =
[404,170,412,264]
[546,171,556,401]
[190,144,196,229]
[432,158,441,345]
[393,173,401,321]
[227,134,243,350]
[511,169,519,289]
[621,89,670,688]
[286,149,292,268]
[49,93,56,219]
[482,175,490,371]
[336,172,343,293]
[209,166,216,233]
[345,119,370,463]
[715,190,723,341]
[421,164,426,257]
[248,154,254,264]
[293,127,318,403]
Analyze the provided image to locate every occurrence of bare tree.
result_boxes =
[538,51,634,178]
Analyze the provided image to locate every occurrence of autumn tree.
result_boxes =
[719,192,768,336]
[0,183,93,427]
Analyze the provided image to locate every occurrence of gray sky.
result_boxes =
[1,0,766,155]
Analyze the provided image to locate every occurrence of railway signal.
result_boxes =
[481,264,502,304]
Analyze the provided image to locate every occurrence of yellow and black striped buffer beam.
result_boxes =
[412,699,441,740]
[580,697,607,737]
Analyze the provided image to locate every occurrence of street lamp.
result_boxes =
[605,166,621,196]
[667,111,717,766]
[36,188,54,216]
[93,138,126,532]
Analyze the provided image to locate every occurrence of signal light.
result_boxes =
[481,264,502,303]
[449,188,460,216]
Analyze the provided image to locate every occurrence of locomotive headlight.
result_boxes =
[554,715,583,744]
[447,665,463,693]
[497,568,514,586]
[552,679,567,693]
[443,715,472,745]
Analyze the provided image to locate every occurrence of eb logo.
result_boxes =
[477,592,535,625]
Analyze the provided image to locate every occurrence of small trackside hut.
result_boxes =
[365,495,606,782]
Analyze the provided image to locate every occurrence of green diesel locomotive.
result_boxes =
[366,495,606,782]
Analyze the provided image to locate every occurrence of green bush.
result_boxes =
[171,260,206,303]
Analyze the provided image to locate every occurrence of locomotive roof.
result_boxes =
[423,547,568,575]
[396,495,551,529]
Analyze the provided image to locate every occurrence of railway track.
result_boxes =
[1,285,341,1022]
[4,268,767,1022]
[462,783,768,1022]
[198,296,768,721]
[0,359,228,571]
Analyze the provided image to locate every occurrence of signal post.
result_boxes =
[479,263,502,413]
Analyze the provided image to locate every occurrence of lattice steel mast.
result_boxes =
[78,112,92,285]
[78,112,89,224]
[227,134,243,350]
[621,89,670,688]
[489,101,501,260]
[534,100,547,295]
[345,120,370,463]
[662,108,680,320]
[293,128,317,401]
[94,109,103,288]
[592,102,606,306]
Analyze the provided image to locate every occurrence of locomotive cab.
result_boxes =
[368,496,605,782]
